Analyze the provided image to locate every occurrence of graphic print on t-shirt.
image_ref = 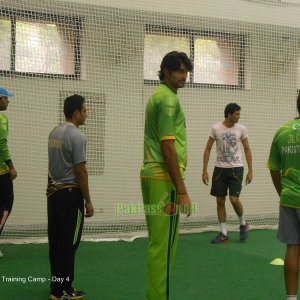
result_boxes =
[219,132,241,164]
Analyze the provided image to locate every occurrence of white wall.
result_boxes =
[2,0,300,236]
[61,0,300,28]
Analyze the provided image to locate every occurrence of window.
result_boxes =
[144,26,245,89]
[144,33,190,80]
[0,9,82,78]
[0,18,11,71]
[193,35,242,86]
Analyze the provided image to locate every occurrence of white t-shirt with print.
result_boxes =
[210,121,248,168]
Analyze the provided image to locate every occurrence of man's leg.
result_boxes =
[0,210,10,236]
[0,173,14,234]
[285,244,300,296]
[229,196,243,217]
[48,188,84,297]
[210,167,228,243]
[141,179,179,300]
[228,166,244,219]
[0,173,14,257]
[216,196,226,223]
[229,196,249,240]
[229,167,248,240]
[216,196,227,235]
[278,206,300,299]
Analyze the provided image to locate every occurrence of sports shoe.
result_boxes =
[211,232,229,244]
[62,290,85,300]
[50,289,85,300]
[50,294,61,300]
[0,249,3,258]
[240,223,249,241]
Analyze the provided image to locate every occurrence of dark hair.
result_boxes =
[224,103,241,118]
[158,51,193,80]
[297,91,300,114]
[64,94,85,119]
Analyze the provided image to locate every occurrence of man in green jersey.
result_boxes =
[268,92,300,300]
[140,51,193,300]
[0,87,17,258]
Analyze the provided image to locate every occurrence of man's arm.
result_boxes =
[270,170,281,196]
[202,137,214,185]
[0,123,17,180]
[160,139,191,215]
[74,162,94,217]
[241,138,253,184]
[5,159,17,180]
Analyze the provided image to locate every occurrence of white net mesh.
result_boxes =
[1,0,300,242]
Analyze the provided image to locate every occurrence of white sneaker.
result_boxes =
[0,250,3,258]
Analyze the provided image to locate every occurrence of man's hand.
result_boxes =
[202,172,209,185]
[9,167,17,180]
[85,201,94,217]
[179,193,192,217]
[245,172,253,185]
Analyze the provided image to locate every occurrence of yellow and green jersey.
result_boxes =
[0,112,10,175]
[140,83,187,180]
[267,118,300,208]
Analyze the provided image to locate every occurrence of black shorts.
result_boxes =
[0,173,14,212]
[210,167,244,197]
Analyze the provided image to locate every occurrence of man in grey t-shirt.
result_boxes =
[47,94,94,300]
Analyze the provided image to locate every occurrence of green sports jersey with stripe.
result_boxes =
[267,118,300,208]
[0,112,10,175]
[140,83,187,180]
[141,82,187,300]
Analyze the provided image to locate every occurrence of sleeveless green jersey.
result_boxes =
[140,83,187,180]
[267,118,300,208]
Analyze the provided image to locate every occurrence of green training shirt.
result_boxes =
[267,118,300,208]
[140,83,187,180]
[0,112,10,175]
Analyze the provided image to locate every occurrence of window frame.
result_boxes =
[0,8,82,79]
[144,25,246,90]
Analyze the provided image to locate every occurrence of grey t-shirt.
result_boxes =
[47,122,86,195]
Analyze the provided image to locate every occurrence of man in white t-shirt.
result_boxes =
[202,103,253,244]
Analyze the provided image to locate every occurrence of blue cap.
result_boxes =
[0,87,14,97]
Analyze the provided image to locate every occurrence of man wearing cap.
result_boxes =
[0,87,17,258]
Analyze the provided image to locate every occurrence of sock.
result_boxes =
[220,223,227,236]
[239,215,246,226]
[287,295,297,300]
